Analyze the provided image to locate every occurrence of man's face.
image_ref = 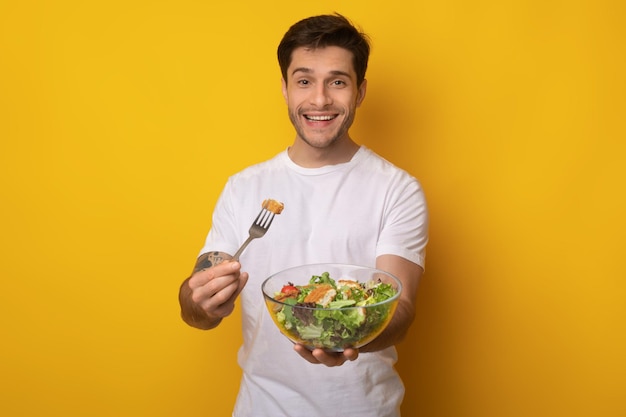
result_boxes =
[281,46,367,149]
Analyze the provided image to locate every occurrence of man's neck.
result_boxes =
[287,138,360,168]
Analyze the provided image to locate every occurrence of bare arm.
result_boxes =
[178,251,249,330]
[359,254,422,352]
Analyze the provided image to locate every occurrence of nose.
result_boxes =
[309,84,332,107]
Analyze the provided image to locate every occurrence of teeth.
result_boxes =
[305,115,335,121]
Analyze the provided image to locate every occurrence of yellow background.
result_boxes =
[1,1,624,416]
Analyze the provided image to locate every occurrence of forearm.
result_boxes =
[360,254,422,353]
[359,298,415,352]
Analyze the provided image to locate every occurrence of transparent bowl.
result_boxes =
[261,263,402,352]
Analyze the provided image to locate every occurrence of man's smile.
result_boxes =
[304,114,338,121]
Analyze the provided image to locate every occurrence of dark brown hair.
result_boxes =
[277,13,371,87]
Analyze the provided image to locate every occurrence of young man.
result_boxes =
[179,14,428,417]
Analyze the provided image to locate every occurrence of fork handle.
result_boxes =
[231,235,255,261]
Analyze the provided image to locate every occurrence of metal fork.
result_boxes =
[231,207,276,261]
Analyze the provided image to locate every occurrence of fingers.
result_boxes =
[214,271,249,316]
[341,348,359,362]
[188,260,241,288]
[293,344,359,367]
[232,271,249,300]
[188,261,248,319]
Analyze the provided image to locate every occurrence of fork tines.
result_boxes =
[255,208,275,229]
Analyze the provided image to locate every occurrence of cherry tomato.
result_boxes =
[281,284,298,293]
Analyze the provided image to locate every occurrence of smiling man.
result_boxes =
[179,14,429,417]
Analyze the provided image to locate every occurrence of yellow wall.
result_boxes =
[1,1,624,416]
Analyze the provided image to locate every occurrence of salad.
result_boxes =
[268,271,399,350]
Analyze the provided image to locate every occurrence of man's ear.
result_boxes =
[356,78,367,107]
[281,77,288,103]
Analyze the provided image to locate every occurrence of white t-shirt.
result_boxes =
[200,146,428,417]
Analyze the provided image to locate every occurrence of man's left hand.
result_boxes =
[294,344,358,367]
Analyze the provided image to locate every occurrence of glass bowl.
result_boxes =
[261,263,402,352]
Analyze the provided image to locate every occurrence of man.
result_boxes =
[179,13,428,417]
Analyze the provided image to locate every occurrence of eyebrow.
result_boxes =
[290,67,352,79]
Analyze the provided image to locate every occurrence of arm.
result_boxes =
[178,251,249,330]
[294,254,423,365]
[359,254,422,352]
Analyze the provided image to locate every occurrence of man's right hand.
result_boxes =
[179,255,248,329]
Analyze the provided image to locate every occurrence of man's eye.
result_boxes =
[297,79,310,85]
[331,80,346,86]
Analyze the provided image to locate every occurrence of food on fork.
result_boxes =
[262,199,284,214]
